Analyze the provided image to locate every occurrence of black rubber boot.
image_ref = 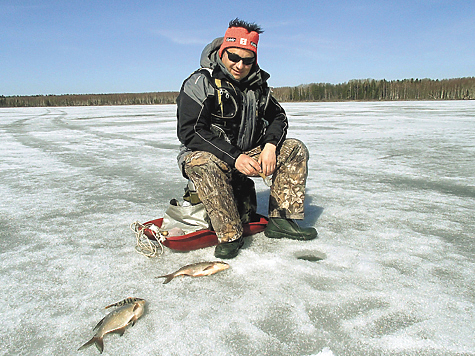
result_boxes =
[264,218,318,240]
[214,236,245,259]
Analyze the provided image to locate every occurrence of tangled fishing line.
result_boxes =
[130,221,165,258]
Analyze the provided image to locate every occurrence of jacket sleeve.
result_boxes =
[177,72,242,167]
[261,94,288,149]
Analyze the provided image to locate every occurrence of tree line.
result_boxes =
[0,92,178,107]
[272,77,475,102]
[1,77,474,107]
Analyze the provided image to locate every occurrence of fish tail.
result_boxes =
[155,274,174,284]
[163,275,174,284]
[78,336,104,353]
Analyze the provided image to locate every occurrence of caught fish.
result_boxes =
[105,297,144,309]
[78,299,146,354]
[155,261,230,284]
[258,172,272,187]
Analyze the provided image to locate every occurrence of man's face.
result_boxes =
[221,48,255,81]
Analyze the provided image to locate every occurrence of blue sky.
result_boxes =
[1,0,474,96]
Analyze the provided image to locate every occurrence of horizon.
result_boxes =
[4,76,474,98]
[1,0,474,96]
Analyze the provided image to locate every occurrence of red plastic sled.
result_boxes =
[142,215,268,251]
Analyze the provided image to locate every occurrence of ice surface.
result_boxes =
[1,102,474,356]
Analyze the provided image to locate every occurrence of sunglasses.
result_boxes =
[225,49,255,65]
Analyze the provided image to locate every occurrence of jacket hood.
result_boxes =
[200,37,270,87]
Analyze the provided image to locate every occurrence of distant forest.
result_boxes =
[1,77,474,107]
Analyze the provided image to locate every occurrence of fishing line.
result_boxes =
[130,221,165,258]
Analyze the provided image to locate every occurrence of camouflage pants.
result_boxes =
[183,138,309,243]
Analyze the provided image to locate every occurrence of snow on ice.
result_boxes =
[1,101,474,355]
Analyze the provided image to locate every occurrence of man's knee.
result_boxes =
[280,138,309,162]
[184,151,229,178]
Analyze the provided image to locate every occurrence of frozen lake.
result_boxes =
[1,101,474,356]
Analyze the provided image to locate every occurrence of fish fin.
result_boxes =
[104,300,120,309]
[163,275,175,284]
[203,265,214,271]
[104,301,119,309]
[78,336,104,354]
[115,325,127,336]
[105,298,126,309]
[93,316,106,331]
[78,336,96,351]
[155,274,174,284]
[105,297,142,309]
[127,316,137,327]
[96,337,104,353]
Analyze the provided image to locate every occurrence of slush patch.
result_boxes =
[295,251,327,262]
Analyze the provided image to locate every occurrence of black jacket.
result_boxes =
[176,38,288,168]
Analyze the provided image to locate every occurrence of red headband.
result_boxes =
[218,27,259,61]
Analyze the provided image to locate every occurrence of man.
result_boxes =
[176,18,317,259]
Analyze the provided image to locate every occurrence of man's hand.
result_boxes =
[235,154,262,176]
[235,143,277,177]
[258,143,277,176]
